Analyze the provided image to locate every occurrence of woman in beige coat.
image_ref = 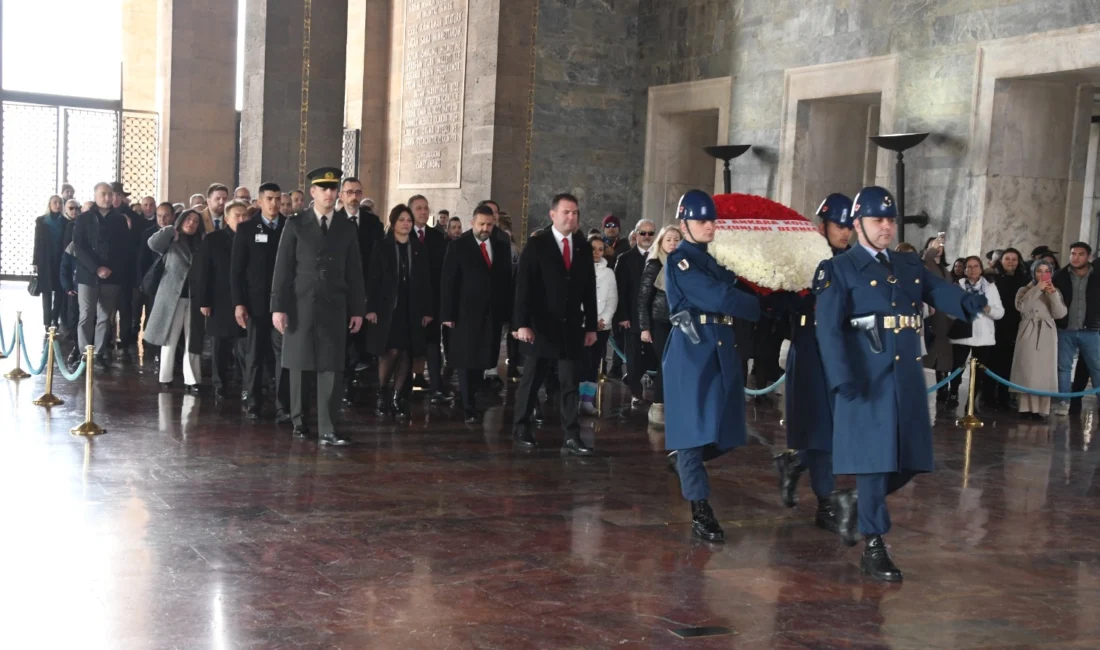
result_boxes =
[1010,260,1066,419]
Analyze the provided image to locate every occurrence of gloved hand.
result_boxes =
[836,382,863,400]
[961,293,989,320]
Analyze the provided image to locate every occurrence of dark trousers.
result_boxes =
[457,368,482,411]
[290,370,341,434]
[425,321,445,392]
[990,341,1016,406]
[676,444,728,501]
[513,355,579,438]
[651,320,671,403]
[624,329,648,398]
[610,327,624,375]
[1071,360,1091,410]
[751,320,784,386]
[796,449,835,500]
[581,330,611,383]
[117,287,135,346]
[855,470,917,535]
[244,320,288,411]
[950,344,995,400]
[60,292,79,342]
[210,336,237,391]
[41,288,63,329]
[506,328,519,372]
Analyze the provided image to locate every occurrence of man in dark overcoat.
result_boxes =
[336,177,382,386]
[815,186,986,581]
[271,167,366,446]
[233,182,290,421]
[440,205,513,423]
[409,194,452,403]
[775,192,854,536]
[511,192,598,456]
[614,219,657,404]
[195,199,247,400]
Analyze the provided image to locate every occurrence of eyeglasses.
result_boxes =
[637,231,655,237]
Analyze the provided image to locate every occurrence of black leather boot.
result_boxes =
[814,498,839,534]
[375,393,389,417]
[392,392,410,420]
[831,489,859,547]
[690,500,724,542]
[860,535,902,582]
[774,451,804,508]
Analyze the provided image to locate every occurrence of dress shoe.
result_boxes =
[945,396,960,410]
[814,498,840,534]
[293,424,311,439]
[860,535,903,582]
[118,349,133,364]
[690,499,724,542]
[245,408,260,421]
[375,394,390,417]
[213,388,227,401]
[532,402,545,424]
[184,384,201,395]
[935,390,947,404]
[507,365,520,382]
[275,409,291,424]
[464,409,482,424]
[561,436,594,456]
[430,389,455,405]
[666,451,679,475]
[319,431,350,446]
[774,451,804,508]
[831,489,859,547]
[513,429,537,449]
[392,393,410,420]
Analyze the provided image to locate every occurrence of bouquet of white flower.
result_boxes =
[710,193,832,294]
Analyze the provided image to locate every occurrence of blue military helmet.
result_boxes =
[677,189,717,221]
[851,186,898,219]
[816,193,854,229]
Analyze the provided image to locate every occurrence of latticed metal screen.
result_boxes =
[65,108,119,204]
[1,103,59,276]
[342,128,360,177]
[121,112,159,201]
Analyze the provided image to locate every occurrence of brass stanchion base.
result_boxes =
[33,393,64,407]
[4,367,30,380]
[70,421,105,436]
[958,414,984,428]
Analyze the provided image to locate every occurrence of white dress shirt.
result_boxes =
[551,225,571,257]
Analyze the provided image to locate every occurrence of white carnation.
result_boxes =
[710,220,832,292]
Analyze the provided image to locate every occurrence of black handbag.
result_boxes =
[27,276,40,296]
[140,255,166,297]
[948,317,972,340]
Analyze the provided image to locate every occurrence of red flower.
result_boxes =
[713,193,808,223]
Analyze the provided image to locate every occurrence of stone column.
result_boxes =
[156,0,238,201]
[344,0,392,202]
[239,0,348,194]
[122,0,157,112]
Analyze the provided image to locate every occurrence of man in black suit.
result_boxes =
[512,192,598,456]
[195,199,247,400]
[614,218,657,406]
[440,205,514,422]
[232,182,290,421]
[409,194,453,404]
[337,177,383,383]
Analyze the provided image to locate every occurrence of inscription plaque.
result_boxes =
[398,0,468,189]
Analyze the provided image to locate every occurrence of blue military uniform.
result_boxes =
[779,194,854,522]
[814,186,986,581]
[663,190,761,542]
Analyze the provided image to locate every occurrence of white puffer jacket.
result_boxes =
[595,257,618,331]
[949,276,1004,347]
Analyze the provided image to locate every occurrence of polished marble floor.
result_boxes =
[2,286,1100,649]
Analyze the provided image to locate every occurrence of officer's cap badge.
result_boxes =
[678,258,690,271]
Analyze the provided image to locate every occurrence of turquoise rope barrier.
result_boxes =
[606,330,658,377]
[0,317,15,357]
[745,375,785,396]
[52,340,86,381]
[926,367,963,394]
[18,323,49,376]
[982,366,1100,399]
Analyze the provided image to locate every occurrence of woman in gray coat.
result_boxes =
[1010,260,1066,419]
[143,209,204,391]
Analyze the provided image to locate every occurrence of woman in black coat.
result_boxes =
[365,204,432,419]
[638,225,681,423]
[32,195,67,330]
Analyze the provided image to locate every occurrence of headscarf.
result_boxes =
[653,225,680,292]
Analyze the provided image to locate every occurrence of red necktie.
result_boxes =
[480,241,492,267]
[418,228,425,244]
[562,237,571,270]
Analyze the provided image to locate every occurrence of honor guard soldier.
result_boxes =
[271,167,367,446]
[814,186,987,580]
[775,193,855,536]
[663,190,761,542]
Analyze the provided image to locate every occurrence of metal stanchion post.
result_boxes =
[70,346,105,436]
[4,312,30,379]
[958,356,984,428]
[596,356,605,418]
[33,327,64,407]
